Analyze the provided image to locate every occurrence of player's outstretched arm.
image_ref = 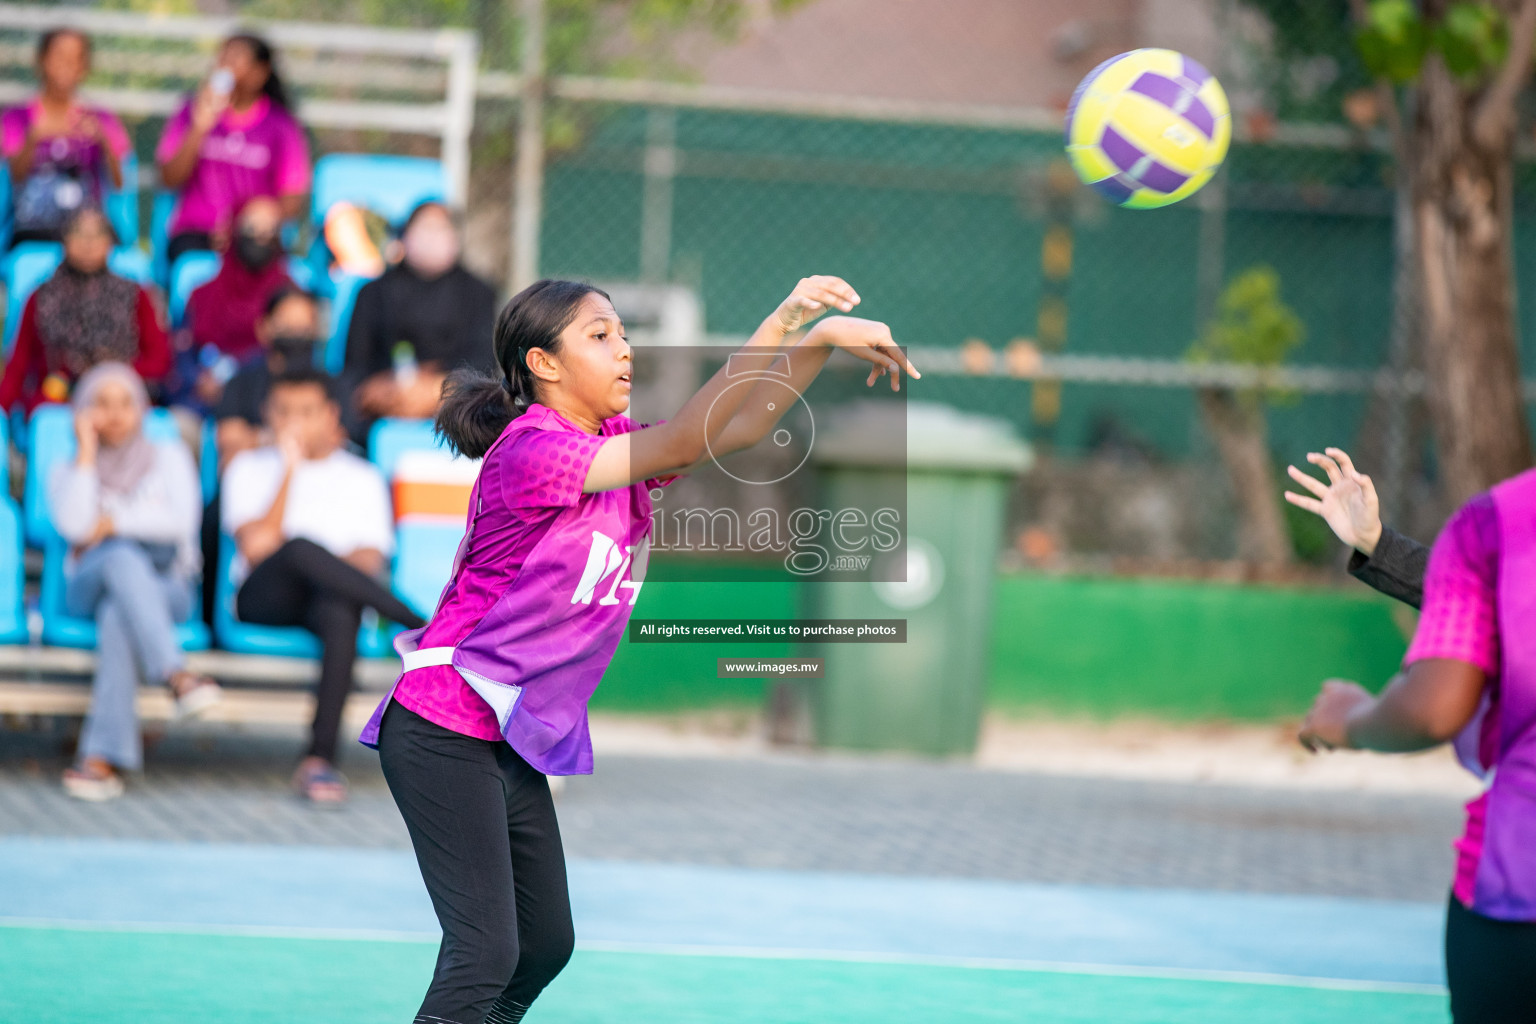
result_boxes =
[1297,661,1486,755]
[683,315,919,465]
[582,277,860,493]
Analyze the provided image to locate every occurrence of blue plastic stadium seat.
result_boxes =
[324,271,372,374]
[0,495,28,644]
[28,404,209,650]
[4,242,63,352]
[393,521,462,619]
[105,149,140,246]
[149,189,177,287]
[0,159,12,251]
[368,418,473,622]
[107,245,153,284]
[168,249,220,327]
[199,417,218,501]
[311,154,446,230]
[368,417,448,477]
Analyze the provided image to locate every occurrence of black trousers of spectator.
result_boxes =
[1446,894,1536,1023]
[379,700,574,1024]
[236,539,424,762]
[165,230,214,268]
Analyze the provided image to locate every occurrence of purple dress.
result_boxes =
[360,405,668,775]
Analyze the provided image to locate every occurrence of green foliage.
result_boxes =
[1189,266,1305,369]
[1236,0,1371,121]
[1241,0,1516,119]
[1356,0,1428,82]
[1434,2,1510,79]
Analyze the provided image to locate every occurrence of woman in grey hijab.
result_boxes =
[49,361,220,800]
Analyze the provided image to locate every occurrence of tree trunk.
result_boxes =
[1197,388,1293,566]
[1412,53,1534,505]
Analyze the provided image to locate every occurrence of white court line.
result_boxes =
[0,916,1446,997]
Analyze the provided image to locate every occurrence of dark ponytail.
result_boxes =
[226,32,290,111]
[434,279,607,460]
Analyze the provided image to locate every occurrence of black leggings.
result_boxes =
[379,701,574,1024]
[236,538,424,762]
[1446,894,1536,1023]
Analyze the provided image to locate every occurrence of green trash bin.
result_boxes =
[802,401,1032,756]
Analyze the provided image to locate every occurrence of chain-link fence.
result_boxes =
[4,0,1530,569]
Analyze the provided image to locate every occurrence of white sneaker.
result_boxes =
[63,761,125,801]
[170,673,223,720]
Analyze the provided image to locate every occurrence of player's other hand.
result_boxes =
[771,276,860,333]
[1299,679,1374,753]
[806,316,920,392]
[1284,447,1383,557]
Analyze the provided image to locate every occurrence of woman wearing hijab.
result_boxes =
[1,27,131,247]
[0,206,171,414]
[340,201,497,444]
[49,363,219,802]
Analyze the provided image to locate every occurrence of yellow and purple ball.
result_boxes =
[1064,49,1231,210]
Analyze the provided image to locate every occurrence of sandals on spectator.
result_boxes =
[293,757,349,805]
[167,671,223,720]
[63,757,124,802]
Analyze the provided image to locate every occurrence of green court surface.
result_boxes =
[0,926,1447,1024]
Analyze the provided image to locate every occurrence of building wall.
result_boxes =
[687,0,1217,109]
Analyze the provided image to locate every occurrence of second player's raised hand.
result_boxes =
[772,276,861,333]
[806,316,920,391]
[1284,447,1383,557]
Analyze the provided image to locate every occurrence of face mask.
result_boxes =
[269,334,317,368]
[234,232,282,271]
[402,224,459,278]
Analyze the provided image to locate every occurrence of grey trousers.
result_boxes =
[65,539,192,771]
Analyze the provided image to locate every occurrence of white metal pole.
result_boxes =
[639,106,677,283]
[442,31,479,208]
[510,0,546,293]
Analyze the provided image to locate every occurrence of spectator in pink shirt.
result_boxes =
[156,33,310,268]
[2,28,131,247]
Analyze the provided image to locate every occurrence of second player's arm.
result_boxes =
[1300,660,1486,755]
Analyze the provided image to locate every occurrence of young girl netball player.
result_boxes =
[359,275,916,1024]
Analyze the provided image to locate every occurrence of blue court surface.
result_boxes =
[0,836,1449,1022]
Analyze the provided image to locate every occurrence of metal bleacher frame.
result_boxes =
[0,5,478,726]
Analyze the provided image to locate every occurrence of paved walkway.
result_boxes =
[0,724,1465,901]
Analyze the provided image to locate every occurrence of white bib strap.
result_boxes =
[402,646,457,671]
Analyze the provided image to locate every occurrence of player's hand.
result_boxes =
[771,276,860,333]
[1284,447,1383,557]
[807,316,920,392]
[1299,679,1374,753]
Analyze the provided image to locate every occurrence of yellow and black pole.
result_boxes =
[1031,159,1077,440]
